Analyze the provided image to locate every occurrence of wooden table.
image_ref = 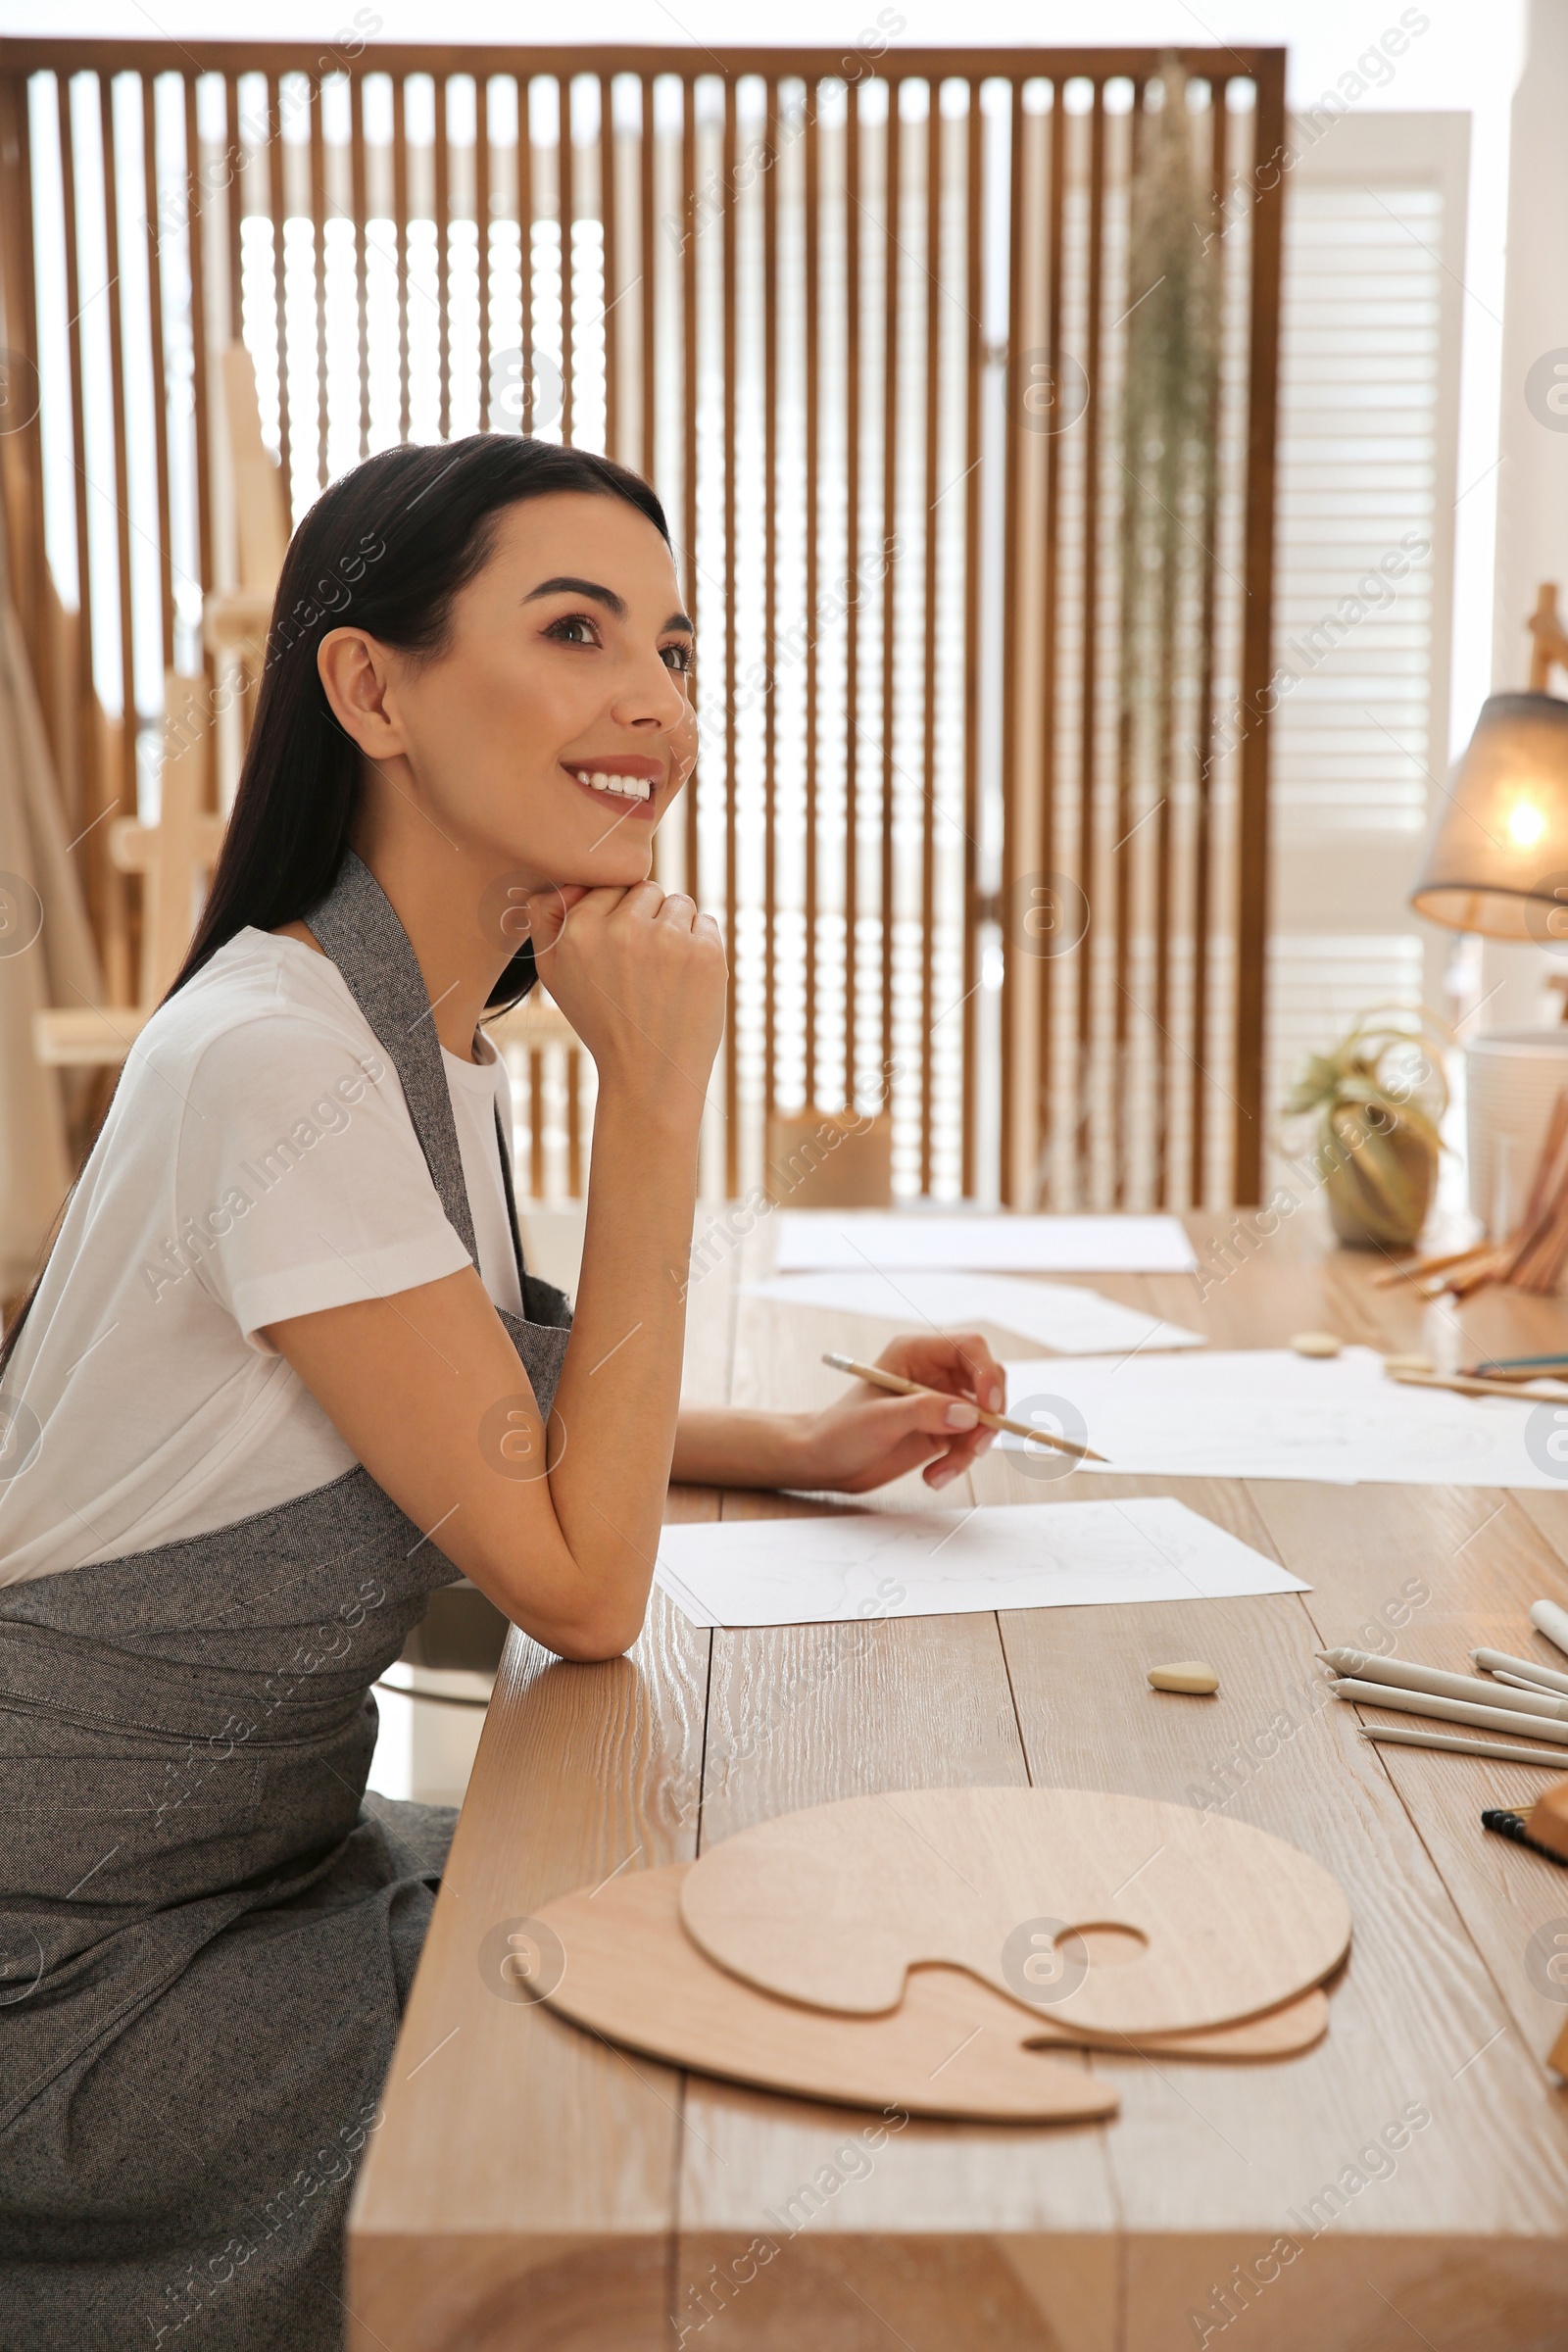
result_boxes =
[348,1211,1568,2351]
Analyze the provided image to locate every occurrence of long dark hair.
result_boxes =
[0,435,670,1378]
[173,432,671,1005]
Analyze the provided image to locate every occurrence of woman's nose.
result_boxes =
[612,658,689,732]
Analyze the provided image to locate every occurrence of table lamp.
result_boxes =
[1410,584,1568,1229]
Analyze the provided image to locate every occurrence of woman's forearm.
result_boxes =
[544,1088,703,1634]
[671,1405,810,1490]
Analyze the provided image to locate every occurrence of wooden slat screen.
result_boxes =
[0,40,1285,1205]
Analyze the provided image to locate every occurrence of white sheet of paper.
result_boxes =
[773,1211,1200,1275]
[998,1346,1568,1489]
[654,1495,1305,1628]
[743,1267,1203,1355]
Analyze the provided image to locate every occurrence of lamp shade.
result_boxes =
[1410,691,1568,940]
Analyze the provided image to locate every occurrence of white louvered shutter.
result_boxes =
[1266,109,1468,1171]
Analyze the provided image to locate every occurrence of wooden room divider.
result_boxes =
[0,39,1285,1205]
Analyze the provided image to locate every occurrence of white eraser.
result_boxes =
[1530,1598,1568,1659]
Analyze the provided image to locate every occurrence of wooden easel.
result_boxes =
[204,344,289,761]
[32,346,285,1072]
[109,674,225,1008]
[33,671,224,1065]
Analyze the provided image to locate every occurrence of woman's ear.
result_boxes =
[318,627,407,760]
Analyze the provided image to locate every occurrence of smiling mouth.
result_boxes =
[566,764,657,806]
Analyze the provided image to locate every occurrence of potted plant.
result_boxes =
[1284,1008,1450,1250]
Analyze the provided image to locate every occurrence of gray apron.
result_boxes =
[0,853,570,2349]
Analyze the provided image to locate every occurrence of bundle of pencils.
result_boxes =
[1373,1090,1568,1299]
[1498,1090,1568,1292]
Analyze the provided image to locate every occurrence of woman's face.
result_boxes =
[332,490,697,893]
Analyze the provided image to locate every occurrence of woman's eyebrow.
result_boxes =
[522,574,627,618]
[521,576,693,636]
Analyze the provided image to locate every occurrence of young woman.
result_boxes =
[0,435,1004,2349]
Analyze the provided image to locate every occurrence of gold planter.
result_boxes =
[1318,1103,1439,1250]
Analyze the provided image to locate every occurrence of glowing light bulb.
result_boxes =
[1507,800,1546,848]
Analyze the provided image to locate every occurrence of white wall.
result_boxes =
[1493,0,1568,684]
[1477,0,1568,1031]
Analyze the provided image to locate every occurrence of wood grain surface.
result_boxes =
[349,1209,1568,2351]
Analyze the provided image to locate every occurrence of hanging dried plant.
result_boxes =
[1114,59,1221,1192]
[1284,1007,1451,1250]
[1119,59,1220,568]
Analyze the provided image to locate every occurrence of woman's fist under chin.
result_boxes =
[525,880,727,1117]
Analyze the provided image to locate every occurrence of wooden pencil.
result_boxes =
[1373,1090,1568,1301]
[1385,1366,1568,1403]
[1501,1091,1568,1291]
[820,1351,1107,1463]
[1370,1244,1490,1291]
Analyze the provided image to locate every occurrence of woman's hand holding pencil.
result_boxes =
[671,1332,1027,1495]
[806,1334,1018,1492]
[821,1348,1106,1473]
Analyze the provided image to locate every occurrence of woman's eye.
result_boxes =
[662,642,693,674]
[547,613,600,647]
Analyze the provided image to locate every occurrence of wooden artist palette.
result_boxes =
[534,1866,1332,2124]
[536,1862,1120,2123]
[678,1787,1352,2038]
[1031,1981,1330,2060]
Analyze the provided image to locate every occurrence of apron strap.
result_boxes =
[495,1102,526,1297]
[305,850,479,1264]
[305,849,573,1342]
[493,1102,572,1331]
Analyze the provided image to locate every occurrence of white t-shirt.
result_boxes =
[0,928,529,1587]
